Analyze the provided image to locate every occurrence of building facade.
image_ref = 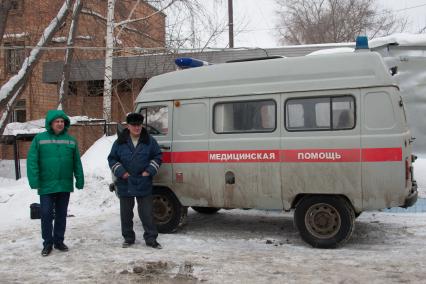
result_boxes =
[0,0,165,123]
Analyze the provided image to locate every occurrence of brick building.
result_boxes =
[0,0,165,123]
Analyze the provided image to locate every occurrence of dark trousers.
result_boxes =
[120,195,158,244]
[40,192,70,247]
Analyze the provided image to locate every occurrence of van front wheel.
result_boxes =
[152,188,187,233]
[294,195,355,248]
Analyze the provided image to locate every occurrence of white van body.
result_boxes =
[135,51,418,248]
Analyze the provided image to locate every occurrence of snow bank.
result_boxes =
[70,135,118,214]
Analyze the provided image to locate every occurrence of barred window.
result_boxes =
[87,80,104,96]
[5,43,25,74]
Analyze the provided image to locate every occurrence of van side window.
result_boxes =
[140,106,168,135]
[214,100,276,133]
[285,96,355,131]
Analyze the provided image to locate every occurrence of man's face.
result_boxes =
[51,118,65,135]
[128,123,142,136]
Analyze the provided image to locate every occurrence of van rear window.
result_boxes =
[214,99,276,133]
[285,96,355,131]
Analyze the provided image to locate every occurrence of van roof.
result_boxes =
[136,51,395,103]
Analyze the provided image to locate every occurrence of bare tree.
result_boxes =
[0,0,12,45]
[275,0,407,45]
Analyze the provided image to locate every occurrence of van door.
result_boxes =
[209,95,282,209]
[138,102,173,187]
[361,88,406,210]
[171,99,212,206]
[281,91,362,211]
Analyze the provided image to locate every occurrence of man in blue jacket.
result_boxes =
[108,113,162,249]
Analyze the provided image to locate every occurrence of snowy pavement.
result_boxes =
[1,207,426,283]
[1,136,426,283]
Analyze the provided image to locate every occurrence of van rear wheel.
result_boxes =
[152,187,187,233]
[191,206,221,214]
[294,195,355,248]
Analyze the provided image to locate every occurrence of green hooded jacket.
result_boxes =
[27,110,84,195]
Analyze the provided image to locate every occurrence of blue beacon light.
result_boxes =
[355,35,369,50]
[175,57,208,69]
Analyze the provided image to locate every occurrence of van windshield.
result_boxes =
[140,106,168,135]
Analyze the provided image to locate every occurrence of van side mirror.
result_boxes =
[390,66,398,76]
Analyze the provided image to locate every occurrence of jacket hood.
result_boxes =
[45,110,71,134]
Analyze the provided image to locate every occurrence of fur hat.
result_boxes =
[126,113,144,125]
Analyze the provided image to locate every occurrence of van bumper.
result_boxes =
[401,180,418,208]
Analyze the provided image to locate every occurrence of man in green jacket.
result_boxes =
[27,110,84,256]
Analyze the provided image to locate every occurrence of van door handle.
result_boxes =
[160,145,171,150]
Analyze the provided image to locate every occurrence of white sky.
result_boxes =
[204,0,426,48]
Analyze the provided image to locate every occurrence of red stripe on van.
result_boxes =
[361,147,402,162]
[162,152,172,163]
[172,151,208,163]
[160,147,402,163]
[282,149,360,162]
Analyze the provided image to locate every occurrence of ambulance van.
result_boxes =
[134,51,418,248]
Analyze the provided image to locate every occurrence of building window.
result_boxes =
[285,95,355,131]
[12,99,26,122]
[87,80,104,96]
[5,43,25,74]
[68,82,77,95]
[116,79,133,93]
[10,0,23,14]
[214,99,276,133]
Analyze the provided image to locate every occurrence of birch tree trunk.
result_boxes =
[58,0,82,110]
[103,0,115,123]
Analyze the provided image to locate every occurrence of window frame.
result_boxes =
[212,98,277,134]
[284,95,356,132]
[12,99,26,122]
[4,42,25,74]
[86,80,104,97]
[140,105,169,136]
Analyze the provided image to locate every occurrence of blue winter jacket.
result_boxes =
[107,128,162,197]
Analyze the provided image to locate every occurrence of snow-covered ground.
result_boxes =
[1,136,426,283]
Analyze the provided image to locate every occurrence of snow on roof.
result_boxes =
[3,116,99,136]
[369,33,426,49]
[3,32,29,39]
[307,47,354,56]
[305,33,426,56]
